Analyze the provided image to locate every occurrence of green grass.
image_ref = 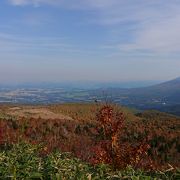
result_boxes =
[0,142,179,180]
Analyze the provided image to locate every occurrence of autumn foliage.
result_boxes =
[90,105,154,170]
[0,104,179,171]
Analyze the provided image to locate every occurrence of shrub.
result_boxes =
[90,105,154,170]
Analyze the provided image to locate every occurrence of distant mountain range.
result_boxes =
[91,77,180,115]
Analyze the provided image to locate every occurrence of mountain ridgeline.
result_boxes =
[91,77,180,116]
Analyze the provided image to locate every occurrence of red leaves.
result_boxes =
[90,105,154,170]
[0,105,179,170]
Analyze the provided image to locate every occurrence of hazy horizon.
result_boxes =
[0,0,180,83]
[0,79,174,89]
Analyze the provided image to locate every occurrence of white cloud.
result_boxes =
[115,7,180,53]
[9,0,30,6]
[8,0,60,6]
[143,20,179,52]
[85,0,180,53]
[0,32,76,54]
[7,0,180,53]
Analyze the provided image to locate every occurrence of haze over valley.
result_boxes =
[0,77,180,116]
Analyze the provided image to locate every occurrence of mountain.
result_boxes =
[129,76,180,102]
[91,77,180,115]
[133,77,180,101]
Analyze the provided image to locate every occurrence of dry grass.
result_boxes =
[8,107,73,120]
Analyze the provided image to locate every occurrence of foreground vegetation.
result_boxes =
[0,142,179,180]
[0,103,180,179]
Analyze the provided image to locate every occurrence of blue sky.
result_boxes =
[0,0,180,84]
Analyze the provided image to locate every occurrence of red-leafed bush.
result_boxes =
[89,105,155,170]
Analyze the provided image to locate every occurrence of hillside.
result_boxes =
[0,103,180,179]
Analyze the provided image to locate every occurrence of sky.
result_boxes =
[0,0,180,84]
